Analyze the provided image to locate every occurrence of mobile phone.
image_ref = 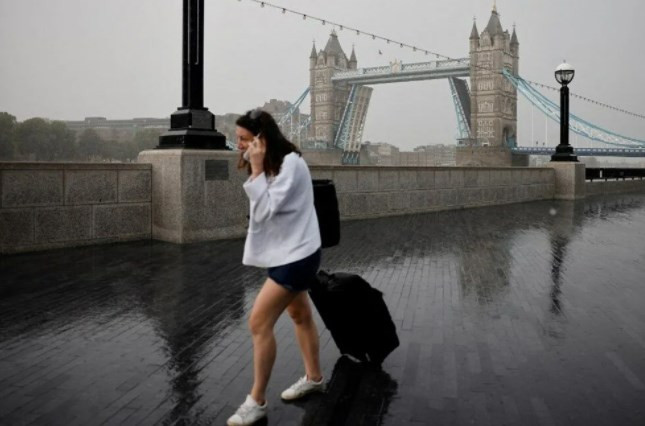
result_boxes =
[243,133,261,161]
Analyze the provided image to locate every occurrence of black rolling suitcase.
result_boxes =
[309,270,399,365]
[312,179,340,248]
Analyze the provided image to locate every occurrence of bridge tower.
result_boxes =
[469,4,519,148]
[309,31,355,148]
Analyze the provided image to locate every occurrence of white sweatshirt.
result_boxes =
[242,152,321,268]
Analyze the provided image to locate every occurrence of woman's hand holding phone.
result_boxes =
[247,133,265,178]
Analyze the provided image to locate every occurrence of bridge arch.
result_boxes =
[503,126,517,147]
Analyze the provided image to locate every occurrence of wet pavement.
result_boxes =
[1,192,645,426]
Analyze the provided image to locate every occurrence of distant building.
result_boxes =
[61,102,306,147]
[362,142,400,166]
[260,99,310,148]
[409,144,456,166]
[64,117,168,142]
[362,142,456,166]
[260,99,290,122]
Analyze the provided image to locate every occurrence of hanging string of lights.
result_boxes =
[237,0,645,120]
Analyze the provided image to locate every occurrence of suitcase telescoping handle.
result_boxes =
[312,179,340,248]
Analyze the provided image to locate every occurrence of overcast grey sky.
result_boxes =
[1,0,644,150]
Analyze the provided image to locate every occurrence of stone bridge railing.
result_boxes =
[1,162,151,253]
[2,153,645,254]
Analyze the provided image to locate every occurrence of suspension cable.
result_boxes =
[237,0,645,120]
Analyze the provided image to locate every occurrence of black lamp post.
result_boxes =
[158,0,226,149]
[551,61,578,161]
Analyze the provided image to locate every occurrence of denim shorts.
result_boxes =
[267,249,322,293]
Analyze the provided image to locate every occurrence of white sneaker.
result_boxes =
[226,395,267,426]
[280,375,325,400]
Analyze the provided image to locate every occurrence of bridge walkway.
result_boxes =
[1,193,645,425]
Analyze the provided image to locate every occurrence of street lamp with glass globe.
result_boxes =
[551,61,578,161]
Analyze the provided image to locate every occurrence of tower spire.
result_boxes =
[310,40,317,59]
[485,2,504,35]
[493,0,497,13]
[470,17,480,39]
[348,44,357,69]
[511,25,519,45]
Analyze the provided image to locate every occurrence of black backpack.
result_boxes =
[312,179,340,248]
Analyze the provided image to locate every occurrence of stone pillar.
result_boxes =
[138,150,249,243]
[547,162,585,200]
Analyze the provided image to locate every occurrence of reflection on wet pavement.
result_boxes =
[1,192,645,425]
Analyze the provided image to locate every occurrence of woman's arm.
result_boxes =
[243,155,299,223]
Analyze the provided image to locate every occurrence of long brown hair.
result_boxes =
[236,109,301,176]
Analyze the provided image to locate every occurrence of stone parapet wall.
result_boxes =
[301,150,342,166]
[456,146,529,167]
[310,166,555,220]
[1,163,152,254]
[586,179,645,196]
[5,156,645,254]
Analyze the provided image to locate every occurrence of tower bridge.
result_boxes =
[274,4,645,165]
[303,5,519,164]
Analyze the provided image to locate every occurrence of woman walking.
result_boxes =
[227,110,325,426]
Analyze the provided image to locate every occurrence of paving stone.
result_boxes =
[1,193,645,425]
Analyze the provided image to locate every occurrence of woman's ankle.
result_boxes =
[250,391,266,406]
[306,373,323,382]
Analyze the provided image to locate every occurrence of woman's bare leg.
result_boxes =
[286,292,322,381]
[248,278,298,405]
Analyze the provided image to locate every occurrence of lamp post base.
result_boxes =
[157,108,227,150]
[157,129,227,150]
[550,144,578,162]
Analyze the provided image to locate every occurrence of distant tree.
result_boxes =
[77,128,105,160]
[14,117,51,161]
[133,128,162,153]
[0,112,17,159]
[102,139,130,162]
[49,121,77,161]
